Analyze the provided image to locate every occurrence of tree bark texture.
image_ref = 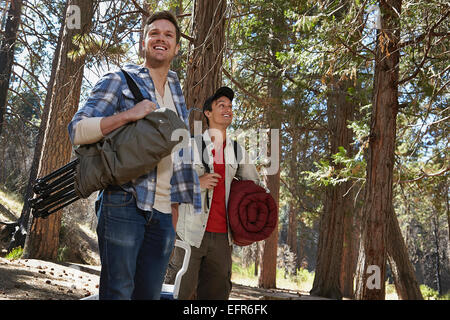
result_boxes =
[355,0,402,300]
[258,66,282,290]
[287,203,298,267]
[23,0,94,260]
[258,169,279,289]
[387,204,423,299]
[184,0,227,133]
[258,114,280,288]
[0,0,23,138]
[9,3,67,252]
[310,80,355,299]
[286,141,298,268]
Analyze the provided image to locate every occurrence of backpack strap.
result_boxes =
[233,140,241,172]
[121,69,144,103]
[200,138,211,210]
[201,138,211,174]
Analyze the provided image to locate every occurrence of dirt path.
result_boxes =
[0,257,329,300]
[0,257,99,300]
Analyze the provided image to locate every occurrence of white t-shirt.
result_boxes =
[152,81,177,214]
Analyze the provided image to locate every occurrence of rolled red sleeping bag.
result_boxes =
[227,179,278,246]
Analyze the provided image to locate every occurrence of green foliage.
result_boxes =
[232,262,256,279]
[303,145,366,187]
[6,247,23,260]
[57,246,69,262]
[294,268,315,285]
[420,285,450,300]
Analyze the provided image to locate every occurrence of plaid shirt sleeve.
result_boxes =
[67,71,122,144]
[170,161,202,214]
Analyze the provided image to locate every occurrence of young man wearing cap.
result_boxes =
[167,87,262,300]
[68,11,201,300]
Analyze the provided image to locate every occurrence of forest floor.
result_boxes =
[0,256,330,300]
[0,193,331,301]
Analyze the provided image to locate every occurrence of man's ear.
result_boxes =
[175,43,180,55]
[141,38,147,56]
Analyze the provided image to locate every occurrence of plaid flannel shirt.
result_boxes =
[68,64,201,214]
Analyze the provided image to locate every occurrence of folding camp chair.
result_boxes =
[80,239,191,300]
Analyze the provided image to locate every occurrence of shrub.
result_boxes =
[6,246,23,260]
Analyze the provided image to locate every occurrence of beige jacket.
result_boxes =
[176,130,263,248]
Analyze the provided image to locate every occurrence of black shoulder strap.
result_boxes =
[201,138,211,174]
[121,69,144,103]
[233,140,241,171]
[199,137,211,210]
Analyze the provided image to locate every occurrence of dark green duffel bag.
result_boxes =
[74,107,186,198]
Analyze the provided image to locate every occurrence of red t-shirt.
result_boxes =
[205,141,227,233]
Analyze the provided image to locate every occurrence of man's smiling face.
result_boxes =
[143,19,179,66]
[205,96,233,128]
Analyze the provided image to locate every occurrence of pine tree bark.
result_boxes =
[258,4,287,290]
[8,2,67,252]
[310,80,355,299]
[184,0,227,133]
[355,0,402,300]
[0,0,23,138]
[340,200,358,298]
[287,203,298,268]
[387,204,423,299]
[258,168,279,289]
[286,142,298,268]
[23,0,94,260]
[258,72,282,290]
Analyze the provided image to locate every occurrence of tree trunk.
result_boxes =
[258,170,279,289]
[0,0,22,138]
[184,0,227,133]
[254,241,260,277]
[432,213,441,295]
[286,142,298,269]
[287,203,298,269]
[258,71,282,291]
[257,74,281,289]
[355,0,402,300]
[340,203,358,298]
[23,0,94,260]
[310,80,354,299]
[258,121,279,289]
[8,2,67,252]
[257,3,288,290]
[387,204,423,299]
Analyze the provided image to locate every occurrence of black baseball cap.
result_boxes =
[203,86,234,113]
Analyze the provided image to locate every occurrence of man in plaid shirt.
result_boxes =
[68,11,200,300]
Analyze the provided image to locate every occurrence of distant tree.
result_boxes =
[0,0,23,138]
[7,2,67,252]
[184,0,227,133]
[309,1,359,299]
[23,0,95,260]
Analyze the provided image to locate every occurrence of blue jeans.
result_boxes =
[96,188,175,300]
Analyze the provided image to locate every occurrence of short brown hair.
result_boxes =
[143,11,181,44]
